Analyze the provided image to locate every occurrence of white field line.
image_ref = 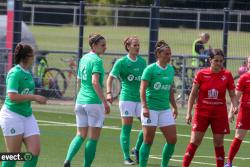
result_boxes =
[37,119,250,144]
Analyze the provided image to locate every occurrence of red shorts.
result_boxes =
[192,114,230,134]
[236,107,250,130]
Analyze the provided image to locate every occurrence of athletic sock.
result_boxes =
[161,143,175,167]
[65,135,85,161]
[120,124,132,160]
[227,138,242,164]
[23,155,38,167]
[215,146,225,167]
[1,161,16,167]
[135,130,143,151]
[182,143,198,167]
[83,139,98,167]
[139,142,152,167]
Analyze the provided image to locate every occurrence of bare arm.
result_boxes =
[106,75,114,103]
[228,90,242,122]
[186,83,199,124]
[170,86,178,119]
[8,93,47,104]
[92,73,110,114]
[77,78,81,92]
[140,80,149,118]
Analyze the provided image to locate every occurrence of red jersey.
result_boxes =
[236,72,250,108]
[194,68,235,117]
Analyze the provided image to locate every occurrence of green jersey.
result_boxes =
[4,65,35,117]
[76,52,105,104]
[141,63,174,110]
[110,55,146,102]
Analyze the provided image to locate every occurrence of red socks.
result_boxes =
[182,143,198,167]
[215,146,225,167]
[227,137,242,163]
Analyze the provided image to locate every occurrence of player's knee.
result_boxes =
[29,145,40,156]
[167,136,177,144]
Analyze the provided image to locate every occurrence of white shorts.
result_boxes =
[141,109,176,127]
[75,104,105,128]
[119,101,141,118]
[0,106,40,138]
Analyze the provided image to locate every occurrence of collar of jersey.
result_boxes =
[17,64,30,74]
[156,62,168,70]
[127,54,138,62]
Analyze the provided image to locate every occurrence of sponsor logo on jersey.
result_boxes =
[208,89,218,99]
[154,82,161,90]
[127,74,135,81]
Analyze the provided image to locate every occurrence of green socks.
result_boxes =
[135,130,143,151]
[84,139,98,167]
[120,124,132,160]
[65,135,85,161]
[23,155,38,167]
[2,161,16,167]
[139,142,152,167]
[161,143,175,167]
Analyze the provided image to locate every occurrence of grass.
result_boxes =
[29,25,249,99]
[29,25,250,57]
[0,102,250,166]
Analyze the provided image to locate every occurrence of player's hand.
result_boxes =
[228,111,235,123]
[186,112,192,125]
[232,105,239,115]
[34,95,47,104]
[106,93,113,104]
[143,107,150,118]
[103,101,110,114]
[172,108,178,119]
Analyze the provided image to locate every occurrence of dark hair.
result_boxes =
[14,43,34,64]
[123,35,139,52]
[209,49,224,59]
[154,40,170,56]
[89,33,105,49]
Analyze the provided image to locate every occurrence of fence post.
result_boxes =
[31,4,35,26]
[222,8,229,68]
[78,1,84,61]
[114,7,119,27]
[148,0,160,64]
[12,0,23,67]
[196,11,200,30]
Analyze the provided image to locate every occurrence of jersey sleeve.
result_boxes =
[236,75,244,92]
[6,71,20,93]
[227,72,235,90]
[110,59,122,78]
[193,70,202,85]
[141,66,151,81]
[92,59,104,74]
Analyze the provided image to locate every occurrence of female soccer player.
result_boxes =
[139,40,178,167]
[0,43,47,167]
[106,35,146,165]
[182,49,238,167]
[224,56,250,167]
[64,33,110,167]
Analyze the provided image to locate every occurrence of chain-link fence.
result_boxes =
[0,2,250,106]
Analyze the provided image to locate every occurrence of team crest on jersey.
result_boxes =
[221,75,227,81]
[208,89,218,99]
